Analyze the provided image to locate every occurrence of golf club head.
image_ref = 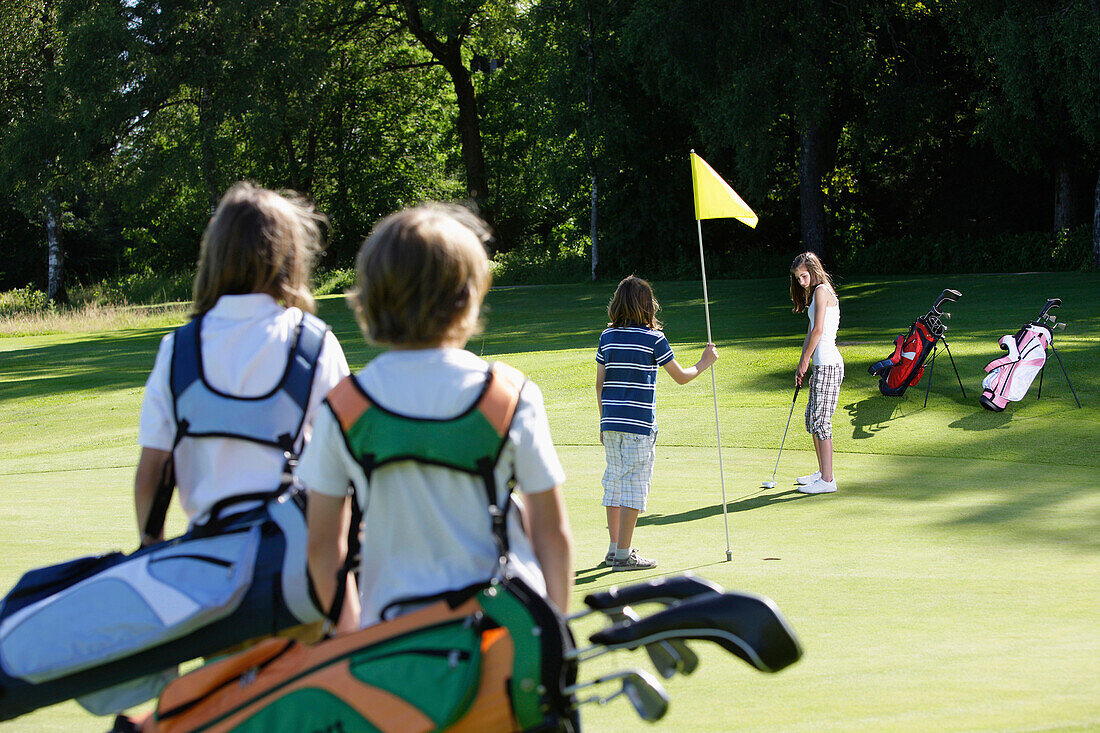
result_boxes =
[621,669,670,722]
[932,288,961,312]
[762,481,777,489]
[583,575,723,613]
[567,667,669,722]
[621,607,680,679]
[667,638,699,674]
[588,592,803,673]
[1038,297,1062,320]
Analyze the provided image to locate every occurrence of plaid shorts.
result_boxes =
[601,430,656,511]
[805,363,844,440]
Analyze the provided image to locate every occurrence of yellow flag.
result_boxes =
[690,152,758,227]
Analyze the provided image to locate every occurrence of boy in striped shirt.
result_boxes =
[596,276,718,570]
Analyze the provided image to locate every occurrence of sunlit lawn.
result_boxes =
[1,272,1097,731]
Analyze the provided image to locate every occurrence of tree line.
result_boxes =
[2,0,1098,303]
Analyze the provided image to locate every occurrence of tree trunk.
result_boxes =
[590,173,599,280]
[398,2,490,222]
[586,7,598,281]
[45,193,67,304]
[799,122,829,257]
[199,83,218,215]
[1053,156,1077,230]
[446,55,489,219]
[1093,170,1100,269]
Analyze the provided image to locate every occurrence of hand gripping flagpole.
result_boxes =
[697,217,732,562]
[689,150,759,563]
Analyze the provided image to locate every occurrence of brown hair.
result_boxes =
[191,182,325,317]
[789,252,835,313]
[351,203,492,347]
[607,275,662,329]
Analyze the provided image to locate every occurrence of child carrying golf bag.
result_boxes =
[868,289,967,405]
[0,309,334,721]
[979,298,1081,412]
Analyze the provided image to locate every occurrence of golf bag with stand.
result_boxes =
[0,313,332,721]
[868,289,967,406]
[979,298,1081,412]
[113,575,803,732]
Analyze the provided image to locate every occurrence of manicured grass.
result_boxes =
[1,273,1097,731]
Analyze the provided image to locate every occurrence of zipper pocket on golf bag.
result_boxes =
[153,616,485,733]
[0,526,261,683]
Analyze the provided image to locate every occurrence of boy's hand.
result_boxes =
[698,343,718,370]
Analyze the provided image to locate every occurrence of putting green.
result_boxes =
[1,273,1097,731]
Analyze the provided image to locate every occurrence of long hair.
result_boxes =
[607,275,661,329]
[789,252,834,313]
[191,182,325,317]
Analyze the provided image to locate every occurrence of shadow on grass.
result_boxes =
[639,489,808,529]
[947,410,1014,431]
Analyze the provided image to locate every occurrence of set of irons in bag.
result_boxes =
[868,291,1080,411]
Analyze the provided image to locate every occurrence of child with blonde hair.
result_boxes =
[789,251,843,494]
[299,204,573,626]
[596,276,717,570]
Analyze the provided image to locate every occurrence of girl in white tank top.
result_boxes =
[788,252,843,494]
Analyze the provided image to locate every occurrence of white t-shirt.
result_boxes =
[809,284,843,366]
[295,347,566,626]
[138,294,350,521]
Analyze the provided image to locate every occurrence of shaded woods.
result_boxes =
[1,1,1098,301]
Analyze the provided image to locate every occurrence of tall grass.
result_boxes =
[0,298,189,337]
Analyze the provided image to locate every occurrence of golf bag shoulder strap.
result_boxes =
[326,362,526,603]
[326,361,526,479]
[169,311,329,452]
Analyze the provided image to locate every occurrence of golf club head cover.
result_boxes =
[588,592,802,673]
[583,575,723,612]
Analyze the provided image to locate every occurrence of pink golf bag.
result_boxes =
[980,298,1081,412]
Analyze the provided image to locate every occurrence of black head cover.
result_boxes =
[588,592,802,673]
[583,575,723,612]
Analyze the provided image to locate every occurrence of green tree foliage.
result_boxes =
[1,0,1098,295]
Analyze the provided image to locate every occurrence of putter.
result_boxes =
[572,592,803,674]
[566,668,670,722]
[763,384,800,488]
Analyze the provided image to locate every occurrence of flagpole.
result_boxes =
[697,217,732,562]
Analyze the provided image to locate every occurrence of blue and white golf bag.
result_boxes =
[0,490,324,720]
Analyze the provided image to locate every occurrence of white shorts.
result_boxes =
[806,363,844,440]
[601,430,656,511]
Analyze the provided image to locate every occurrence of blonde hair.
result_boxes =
[607,275,662,329]
[789,251,835,313]
[191,182,325,317]
[351,203,492,347]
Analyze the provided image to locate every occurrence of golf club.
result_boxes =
[566,668,670,722]
[572,592,803,674]
[567,576,720,678]
[762,384,800,488]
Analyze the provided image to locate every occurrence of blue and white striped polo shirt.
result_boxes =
[596,325,674,435]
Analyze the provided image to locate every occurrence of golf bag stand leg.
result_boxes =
[1037,365,1044,400]
[1048,343,1082,408]
[941,337,967,400]
[923,347,936,408]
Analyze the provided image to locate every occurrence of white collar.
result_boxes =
[205,293,285,320]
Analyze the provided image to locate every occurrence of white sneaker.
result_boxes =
[798,478,837,494]
[796,471,822,486]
